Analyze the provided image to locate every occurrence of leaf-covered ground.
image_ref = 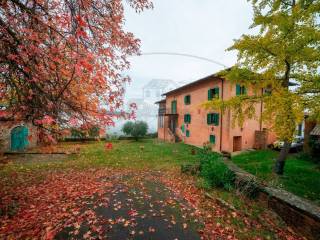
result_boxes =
[0,140,304,239]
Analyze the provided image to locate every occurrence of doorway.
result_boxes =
[233,136,242,152]
[11,126,29,151]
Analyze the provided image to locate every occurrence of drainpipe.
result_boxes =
[260,88,263,131]
[220,79,224,152]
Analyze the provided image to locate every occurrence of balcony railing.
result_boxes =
[158,108,178,115]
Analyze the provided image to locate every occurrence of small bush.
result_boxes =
[200,152,235,191]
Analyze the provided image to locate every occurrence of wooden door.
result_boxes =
[233,136,242,152]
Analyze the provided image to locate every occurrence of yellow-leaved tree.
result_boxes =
[203,0,320,175]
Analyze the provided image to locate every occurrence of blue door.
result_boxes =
[11,126,29,151]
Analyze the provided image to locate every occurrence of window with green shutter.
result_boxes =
[171,100,177,114]
[209,135,216,144]
[207,113,220,126]
[184,95,191,105]
[236,84,247,96]
[184,114,191,124]
[208,87,220,100]
[181,124,185,133]
[186,130,190,137]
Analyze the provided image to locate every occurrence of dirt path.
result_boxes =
[56,174,201,239]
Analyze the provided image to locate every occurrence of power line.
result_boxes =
[131,52,228,68]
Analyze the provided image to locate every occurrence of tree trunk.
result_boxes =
[274,141,291,175]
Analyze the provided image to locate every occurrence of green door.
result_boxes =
[11,126,29,151]
[171,100,177,114]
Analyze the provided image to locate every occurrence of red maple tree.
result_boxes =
[0,0,152,133]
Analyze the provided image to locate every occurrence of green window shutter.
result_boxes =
[213,113,220,126]
[181,124,185,133]
[215,87,220,98]
[171,101,177,113]
[210,135,216,144]
[243,86,247,95]
[207,114,211,124]
[208,89,211,100]
[186,130,190,137]
[184,114,191,123]
[236,84,241,96]
[184,95,191,105]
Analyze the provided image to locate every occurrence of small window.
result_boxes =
[184,95,191,105]
[208,87,220,100]
[236,84,247,96]
[207,113,219,126]
[184,114,191,124]
[263,88,272,96]
[186,130,190,137]
[209,135,216,144]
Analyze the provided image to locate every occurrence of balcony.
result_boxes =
[158,108,178,115]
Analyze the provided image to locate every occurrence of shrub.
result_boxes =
[122,121,148,141]
[199,151,235,191]
[309,136,320,163]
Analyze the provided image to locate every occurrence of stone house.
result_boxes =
[0,119,38,152]
[156,73,277,153]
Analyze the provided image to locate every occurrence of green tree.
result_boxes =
[89,126,100,138]
[204,0,320,175]
[122,121,148,141]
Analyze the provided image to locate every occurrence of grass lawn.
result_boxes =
[0,140,304,239]
[231,150,320,204]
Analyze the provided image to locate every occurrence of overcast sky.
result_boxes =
[123,0,255,99]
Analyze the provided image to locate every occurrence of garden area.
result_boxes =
[231,150,320,205]
[0,140,305,239]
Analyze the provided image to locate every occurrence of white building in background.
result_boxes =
[106,79,179,135]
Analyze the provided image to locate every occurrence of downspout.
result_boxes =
[260,88,263,131]
[220,79,224,152]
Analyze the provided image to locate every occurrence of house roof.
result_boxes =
[143,79,178,90]
[162,69,298,96]
[162,73,223,96]
[155,99,166,104]
[310,124,320,136]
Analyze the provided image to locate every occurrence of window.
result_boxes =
[236,84,247,96]
[186,130,190,137]
[207,113,219,126]
[171,100,177,114]
[208,87,220,100]
[209,135,216,144]
[264,88,272,95]
[159,116,164,128]
[145,90,151,98]
[184,114,191,124]
[184,95,191,105]
[297,123,303,136]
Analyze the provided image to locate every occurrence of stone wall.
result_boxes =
[224,158,320,240]
[0,121,38,152]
